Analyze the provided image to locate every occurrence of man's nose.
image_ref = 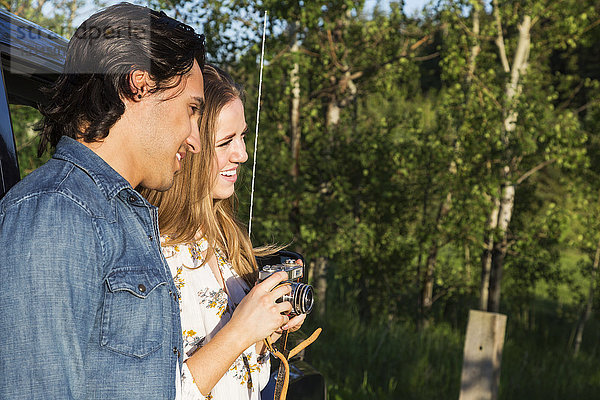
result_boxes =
[185,124,201,154]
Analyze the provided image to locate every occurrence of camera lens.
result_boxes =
[288,283,313,315]
[300,285,313,314]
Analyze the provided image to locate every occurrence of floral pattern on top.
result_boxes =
[197,287,229,319]
[173,266,186,290]
[162,236,270,400]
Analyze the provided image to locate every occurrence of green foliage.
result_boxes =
[182,0,600,325]
[200,0,600,394]
[9,0,600,395]
[9,105,49,176]
[306,293,463,400]
[1,0,83,37]
[304,292,600,399]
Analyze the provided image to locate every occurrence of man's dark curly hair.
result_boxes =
[38,2,205,156]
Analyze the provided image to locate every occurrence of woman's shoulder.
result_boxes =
[160,235,185,259]
[160,235,208,258]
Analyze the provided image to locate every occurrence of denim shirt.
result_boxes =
[0,137,183,399]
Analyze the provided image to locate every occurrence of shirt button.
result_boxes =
[148,235,153,241]
[128,195,137,203]
[173,347,180,357]
[138,284,146,293]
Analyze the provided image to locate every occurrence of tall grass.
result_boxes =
[302,298,600,399]
[304,304,463,399]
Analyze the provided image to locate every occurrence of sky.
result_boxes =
[365,0,430,15]
[74,0,431,26]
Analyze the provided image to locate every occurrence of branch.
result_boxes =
[299,47,319,57]
[410,34,431,51]
[470,73,503,111]
[535,14,600,49]
[492,0,510,74]
[67,0,78,29]
[268,44,292,65]
[508,15,531,100]
[558,80,584,111]
[35,0,46,15]
[467,0,482,83]
[326,29,346,72]
[531,0,558,27]
[306,29,433,101]
[233,16,257,29]
[515,158,556,185]
[413,52,440,62]
[576,99,600,114]
[580,17,600,36]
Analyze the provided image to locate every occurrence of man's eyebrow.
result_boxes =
[193,96,204,107]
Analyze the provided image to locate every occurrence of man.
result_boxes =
[0,3,205,398]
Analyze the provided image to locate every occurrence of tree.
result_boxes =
[434,0,594,315]
[2,0,82,36]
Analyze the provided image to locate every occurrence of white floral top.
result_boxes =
[162,237,271,400]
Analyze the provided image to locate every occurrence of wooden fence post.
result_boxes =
[459,309,507,400]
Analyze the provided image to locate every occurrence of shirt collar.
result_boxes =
[52,136,136,200]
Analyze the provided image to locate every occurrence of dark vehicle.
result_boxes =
[0,8,66,198]
[0,9,325,400]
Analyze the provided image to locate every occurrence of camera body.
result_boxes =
[257,259,314,315]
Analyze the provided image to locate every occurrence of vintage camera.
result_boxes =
[257,259,314,315]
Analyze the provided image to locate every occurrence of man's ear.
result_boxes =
[129,69,152,100]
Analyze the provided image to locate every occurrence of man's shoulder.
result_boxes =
[0,158,111,217]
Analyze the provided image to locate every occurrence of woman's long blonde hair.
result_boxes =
[141,64,278,287]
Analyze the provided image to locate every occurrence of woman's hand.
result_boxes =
[256,312,307,356]
[279,312,307,334]
[188,271,292,395]
[229,271,292,346]
[274,258,308,335]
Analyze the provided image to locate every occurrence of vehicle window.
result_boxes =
[0,9,67,198]
[9,104,49,177]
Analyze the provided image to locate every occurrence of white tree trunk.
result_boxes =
[504,16,531,134]
[480,196,500,311]
[289,24,301,179]
[467,0,482,82]
[311,257,328,317]
[482,13,531,312]
[488,179,515,312]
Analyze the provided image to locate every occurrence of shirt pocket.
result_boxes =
[101,266,168,358]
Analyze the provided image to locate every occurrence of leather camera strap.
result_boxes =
[264,327,322,400]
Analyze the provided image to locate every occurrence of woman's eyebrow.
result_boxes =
[216,133,236,143]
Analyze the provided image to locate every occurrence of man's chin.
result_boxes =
[138,175,175,192]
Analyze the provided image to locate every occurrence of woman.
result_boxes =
[142,65,306,399]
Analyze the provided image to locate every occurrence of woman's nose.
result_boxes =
[232,138,248,163]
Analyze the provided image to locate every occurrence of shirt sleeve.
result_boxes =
[181,362,208,400]
[0,193,103,399]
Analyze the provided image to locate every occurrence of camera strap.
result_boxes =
[264,327,322,400]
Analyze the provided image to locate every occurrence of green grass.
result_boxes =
[304,305,463,400]
[302,296,600,399]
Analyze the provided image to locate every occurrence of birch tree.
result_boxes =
[434,0,594,315]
